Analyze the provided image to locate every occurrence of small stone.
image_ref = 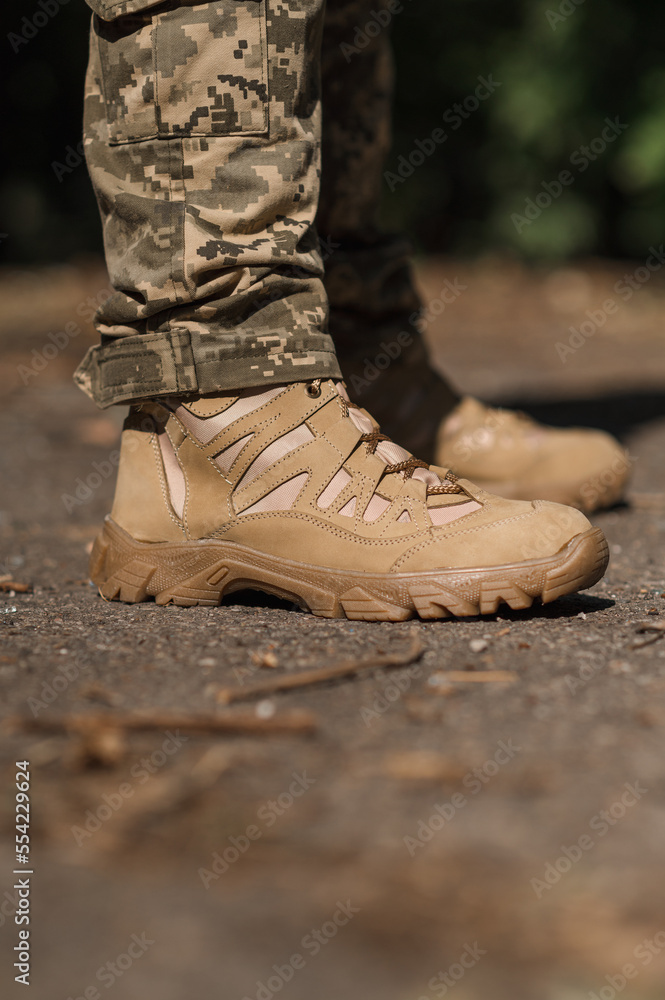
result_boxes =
[469,639,488,653]
[251,650,279,669]
[256,699,276,719]
[198,657,217,668]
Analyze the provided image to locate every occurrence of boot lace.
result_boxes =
[307,379,464,496]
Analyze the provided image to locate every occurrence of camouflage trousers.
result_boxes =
[76,0,458,421]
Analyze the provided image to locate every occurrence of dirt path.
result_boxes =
[1,257,665,1000]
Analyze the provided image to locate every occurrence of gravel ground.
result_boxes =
[1,258,665,1000]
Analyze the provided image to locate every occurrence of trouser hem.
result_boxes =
[74,328,342,408]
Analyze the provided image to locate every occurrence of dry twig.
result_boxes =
[216,633,424,705]
[0,578,32,593]
[7,709,317,739]
[632,620,665,648]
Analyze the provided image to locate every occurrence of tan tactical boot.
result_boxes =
[90,380,609,621]
[435,397,630,513]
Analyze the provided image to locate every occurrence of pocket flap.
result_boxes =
[94,1,268,143]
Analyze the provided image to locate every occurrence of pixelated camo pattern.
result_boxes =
[77,0,435,408]
[77,0,340,406]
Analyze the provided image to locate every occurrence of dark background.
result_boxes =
[2,0,665,265]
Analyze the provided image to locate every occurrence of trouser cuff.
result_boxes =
[74,329,342,408]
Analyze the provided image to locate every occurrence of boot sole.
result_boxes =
[89,518,609,622]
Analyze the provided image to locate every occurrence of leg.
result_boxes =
[318,0,459,462]
[80,1,608,619]
[317,0,629,509]
[77,0,340,408]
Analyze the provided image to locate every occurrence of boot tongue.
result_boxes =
[340,383,450,491]
[373,439,441,489]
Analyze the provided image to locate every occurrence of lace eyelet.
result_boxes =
[305,380,322,398]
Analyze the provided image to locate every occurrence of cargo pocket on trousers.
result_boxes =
[92,0,269,145]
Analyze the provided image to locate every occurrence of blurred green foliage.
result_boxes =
[388,0,665,259]
[1,0,664,264]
